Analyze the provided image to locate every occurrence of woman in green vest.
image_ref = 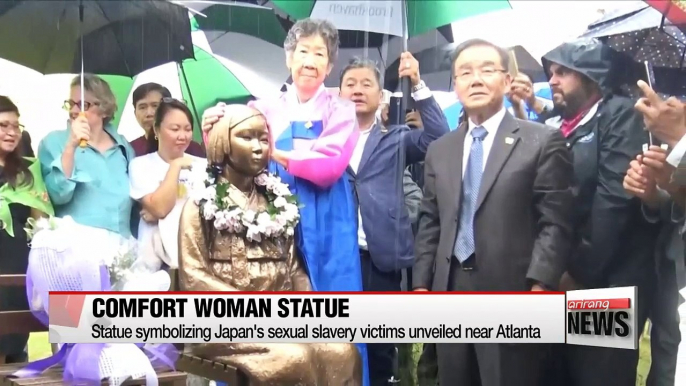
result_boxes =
[0,96,53,364]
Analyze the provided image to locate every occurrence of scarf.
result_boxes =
[560,96,601,138]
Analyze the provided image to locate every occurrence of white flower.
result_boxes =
[273,183,292,197]
[256,212,272,226]
[283,203,299,222]
[273,196,287,208]
[265,175,282,191]
[246,225,262,242]
[275,214,288,226]
[202,202,218,220]
[34,217,51,231]
[254,173,269,186]
[266,221,284,237]
[221,209,241,233]
[190,168,299,240]
[214,217,228,231]
[243,210,256,224]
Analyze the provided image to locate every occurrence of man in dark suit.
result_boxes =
[412,39,574,386]
[339,55,450,384]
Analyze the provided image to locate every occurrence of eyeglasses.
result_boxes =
[454,66,507,82]
[63,100,100,111]
[0,121,24,134]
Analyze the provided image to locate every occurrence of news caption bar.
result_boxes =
[47,288,637,349]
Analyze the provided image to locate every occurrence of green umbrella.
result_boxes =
[191,2,287,47]
[269,0,511,38]
[118,41,276,144]
[178,44,254,142]
[188,2,290,89]
[101,75,135,129]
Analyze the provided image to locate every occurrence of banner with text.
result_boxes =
[48,292,566,344]
[566,286,638,350]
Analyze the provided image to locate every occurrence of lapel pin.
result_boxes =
[304,121,313,129]
[505,137,514,145]
[661,143,669,150]
[642,144,649,153]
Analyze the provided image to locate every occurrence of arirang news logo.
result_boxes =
[565,287,638,350]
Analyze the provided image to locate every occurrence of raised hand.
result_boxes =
[398,52,421,87]
[634,80,686,147]
[68,114,90,149]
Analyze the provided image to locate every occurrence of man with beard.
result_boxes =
[540,39,660,386]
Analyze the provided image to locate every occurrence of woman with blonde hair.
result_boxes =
[38,74,135,238]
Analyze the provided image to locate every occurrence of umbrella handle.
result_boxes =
[78,112,87,148]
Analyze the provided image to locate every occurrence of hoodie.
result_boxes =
[539,39,660,290]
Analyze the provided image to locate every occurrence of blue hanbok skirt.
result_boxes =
[271,120,370,386]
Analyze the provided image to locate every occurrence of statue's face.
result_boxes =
[228,115,270,177]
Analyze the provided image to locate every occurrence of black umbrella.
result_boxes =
[383,43,546,92]
[0,0,194,76]
[580,2,686,68]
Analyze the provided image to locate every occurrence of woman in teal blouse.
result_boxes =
[38,74,135,238]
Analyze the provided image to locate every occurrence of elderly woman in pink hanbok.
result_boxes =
[202,18,369,385]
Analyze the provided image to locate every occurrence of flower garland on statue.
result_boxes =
[191,165,300,242]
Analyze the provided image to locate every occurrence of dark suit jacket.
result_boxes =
[413,112,574,291]
[347,95,449,272]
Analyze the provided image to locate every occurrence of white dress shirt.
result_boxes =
[350,123,374,249]
[462,108,507,176]
[667,134,686,167]
[354,85,434,250]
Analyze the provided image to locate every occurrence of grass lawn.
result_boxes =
[27,323,654,385]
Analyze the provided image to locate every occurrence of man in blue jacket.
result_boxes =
[339,55,449,385]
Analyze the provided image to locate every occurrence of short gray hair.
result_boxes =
[70,74,117,125]
[284,18,339,64]
[339,57,382,88]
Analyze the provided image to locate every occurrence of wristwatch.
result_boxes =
[412,80,426,93]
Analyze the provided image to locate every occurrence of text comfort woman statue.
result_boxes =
[179,104,362,386]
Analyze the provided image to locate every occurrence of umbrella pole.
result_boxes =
[178,62,201,139]
[400,0,411,122]
[78,0,87,149]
